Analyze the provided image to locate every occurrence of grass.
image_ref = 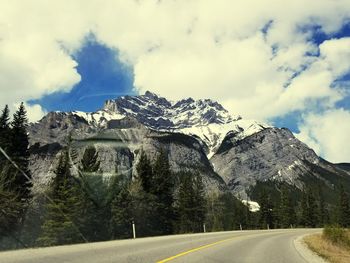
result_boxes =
[304,226,350,263]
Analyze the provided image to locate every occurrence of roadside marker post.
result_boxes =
[203,223,206,233]
[132,221,136,239]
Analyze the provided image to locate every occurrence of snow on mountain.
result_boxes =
[72,110,124,127]
[68,91,267,157]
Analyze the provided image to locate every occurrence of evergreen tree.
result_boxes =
[9,103,31,197]
[337,185,350,227]
[151,149,174,235]
[278,187,295,228]
[300,191,308,227]
[219,192,240,231]
[136,150,153,193]
[37,150,85,246]
[206,192,225,231]
[175,171,206,233]
[128,179,159,237]
[110,178,158,239]
[0,105,11,152]
[299,188,318,227]
[317,187,328,226]
[258,189,274,229]
[0,104,32,242]
[0,175,22,238]
[110,185,132,239]
[78,146,112,241]
[79,146,100,175]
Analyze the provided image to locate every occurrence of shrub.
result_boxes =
[323,225,350,247]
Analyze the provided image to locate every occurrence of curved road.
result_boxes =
[0,229,322,263]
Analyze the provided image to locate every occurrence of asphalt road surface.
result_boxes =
[0,229,322,263]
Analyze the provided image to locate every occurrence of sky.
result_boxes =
[0,0,350,163]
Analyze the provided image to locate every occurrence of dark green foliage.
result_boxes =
[301,161,350,205]
[37,150,85,246]
[317,187,329,226]
[0,175,22,237]
[299,188,319,227]
[8,103,32,198]
[0,105,11,152]
[0,104,32,244]
[206,192,225,231]
[151,149,175,235]
[79,146,100,174]
[175,171,206,233]
[258,189,275,229]
[337,185,350,227]
[110,185,132,239]
[78,146,111,241]
[278,187,296,228]
[323,225,350,248]
[110,179,158,238]
[205,191,252,231]
[136,150,153,193]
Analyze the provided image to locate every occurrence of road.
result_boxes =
[0,229,322,263]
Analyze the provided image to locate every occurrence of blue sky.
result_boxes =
[29,38,135,112]
[27,25,350,134]
[1,0,350,162]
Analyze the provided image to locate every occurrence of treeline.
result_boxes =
[0,104,32,248]
[0,102,249,249]
[36,146,249,246]
[253,185,350,229]
[1,103,350,250]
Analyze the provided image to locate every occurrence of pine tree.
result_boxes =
[337,185,350,227]
[79,146,100,175]
[10,103,32,197]
[0,105,11,152]
[258,189,274,229]
[317,187,328,226]
[109,178,158,239]
[37,150,85,246]
[136,150,153,193]
[78,146,111,241]
[0,105,15,237]
[278,187,295,228]
[0,104,32,241]
[300,190,308,227]
[206,192,224,231]
[151,149,174,235]
[219,193,234,231]
[299,188,318,227]
[176,171,206,233]
[0,175,22,238]
[110,185,132,239]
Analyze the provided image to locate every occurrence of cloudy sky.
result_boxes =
[1,0,350,163]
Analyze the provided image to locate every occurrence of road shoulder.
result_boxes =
[294,234,328,263]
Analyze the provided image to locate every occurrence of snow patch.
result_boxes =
[242,200,260,212]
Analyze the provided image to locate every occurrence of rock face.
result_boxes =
[28,91,350,198]
[211,128,316,197]
[28,116,226,194]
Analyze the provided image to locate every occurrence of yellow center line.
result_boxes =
[156,236,237,263]
[155,230,300,263]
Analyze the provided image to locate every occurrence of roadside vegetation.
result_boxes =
[305,226,350,263]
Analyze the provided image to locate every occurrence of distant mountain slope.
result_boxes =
[28,91,350,202]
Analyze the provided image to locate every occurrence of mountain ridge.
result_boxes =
[28,91,350,201]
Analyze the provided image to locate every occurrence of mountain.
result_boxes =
[28,91,350,202]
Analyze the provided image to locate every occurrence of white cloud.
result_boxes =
[296,109,350,163]
[0,0,350,159]
[11,103,47,123]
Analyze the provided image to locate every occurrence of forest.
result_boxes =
[1,104,350,250]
